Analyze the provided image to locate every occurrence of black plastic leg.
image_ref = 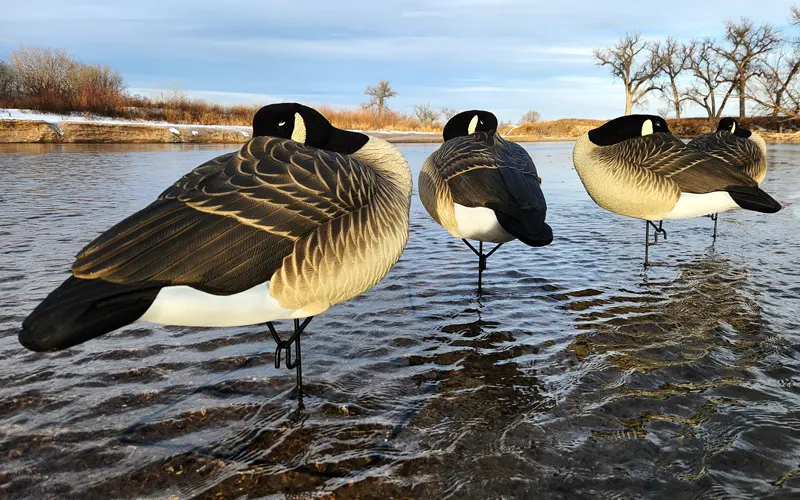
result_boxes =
[266,317,313,396]
[644,220,667,267]
[709,213,718,240]
[462,239,504,294]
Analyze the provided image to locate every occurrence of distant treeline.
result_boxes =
[594,5,800,128]
[0,46,442,131]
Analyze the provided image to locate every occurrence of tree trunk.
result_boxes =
[710,92,716,118]
[716,82,735,118]
[671,78,681,119]
[773,91,782,118]
[624,91,632,116]
[738,76,746,118]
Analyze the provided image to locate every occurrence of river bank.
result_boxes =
[1,110,798,144]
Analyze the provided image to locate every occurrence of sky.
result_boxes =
[0,0,797,122]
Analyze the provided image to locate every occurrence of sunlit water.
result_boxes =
[1,142,799,499]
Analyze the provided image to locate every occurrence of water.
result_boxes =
[1,142,799,499]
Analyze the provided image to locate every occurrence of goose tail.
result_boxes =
[494,208,553,247]
[726,185,782,214]
[20,276,161,352]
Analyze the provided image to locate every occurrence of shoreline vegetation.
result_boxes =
[2,45,800,145]
[2,110,800,144]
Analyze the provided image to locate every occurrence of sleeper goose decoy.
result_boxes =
[572,114,781,267]
[419,110,552,293]
[19,103,412,397]
[686,118,769,238]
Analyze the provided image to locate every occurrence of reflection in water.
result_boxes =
[558,255,792,495]
[1,143,799,498]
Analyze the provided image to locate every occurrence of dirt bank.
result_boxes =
[0,119,250,144]
[2,116,799,145]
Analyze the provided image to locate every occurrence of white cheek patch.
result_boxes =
[292,112,307,143]
[468,115,479,134]
[641,119,654,136]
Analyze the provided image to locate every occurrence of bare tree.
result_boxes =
[747,7,800,120]
[714,18,782,118]
[594,33,662,115]
[682,39,735,118]
[364,80,397,116]
[440,107,458,121]
[413,102,439,125]
[10,46,76,104]
[520,109,541,124]
[0,61,17,101]
[653,37,691,119]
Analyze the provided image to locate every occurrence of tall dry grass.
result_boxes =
[508,119,604,138]
[316,105,439,132]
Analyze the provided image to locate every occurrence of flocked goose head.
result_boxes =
[442,110,499,141]
[252,102,369,154]
[587,114,670,146]
[717,117,752,138]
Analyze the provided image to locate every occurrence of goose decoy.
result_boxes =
[686,118,768,238]
[418,110,552,293]
[19,103,412,397]
[572,114,781,267]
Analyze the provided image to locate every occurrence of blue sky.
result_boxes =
[1,0,796,121]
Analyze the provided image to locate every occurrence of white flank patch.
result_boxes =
[137,281,311,327]
[453,204,515,243]
[168,127,180,135]
[662,192,739,220]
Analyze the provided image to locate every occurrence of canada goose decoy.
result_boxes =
[686,117,768,238]
[19,103,412,398]
[572,114,781,267]
[419,110,552,293]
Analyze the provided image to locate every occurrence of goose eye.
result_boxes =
[278,121,286,127]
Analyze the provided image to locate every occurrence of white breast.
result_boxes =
[453,203,515,243]
[661,192,739,220]
[136,281,312,327]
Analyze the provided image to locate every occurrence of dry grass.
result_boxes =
[506,119,604,138]
[316,105,440,132]
[3,91,441,131]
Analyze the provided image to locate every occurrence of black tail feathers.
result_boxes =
[727,185,782,214]
[20,276,160,352]
[494,209,553,247]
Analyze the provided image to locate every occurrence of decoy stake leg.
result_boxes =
[644,220,667,268]
[709,213,718,240]
[266,317,314,397]
[462,239,504,294]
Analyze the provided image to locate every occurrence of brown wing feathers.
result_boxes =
[71,137,376,295]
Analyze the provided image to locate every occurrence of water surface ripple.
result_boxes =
[1,142,798,499]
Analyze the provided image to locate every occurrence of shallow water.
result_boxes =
[0,142,799,499]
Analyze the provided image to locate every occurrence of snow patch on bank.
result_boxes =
[0,108,251,132]
[0,109,441,139]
